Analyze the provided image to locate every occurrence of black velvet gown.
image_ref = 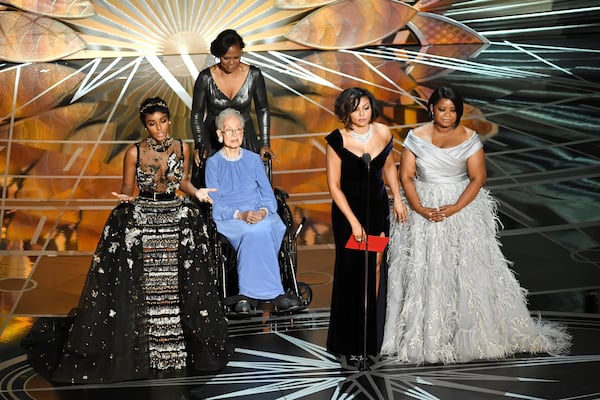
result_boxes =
[22,139,233,383]
[325,129,392,357]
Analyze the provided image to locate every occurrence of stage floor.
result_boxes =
[0,247,599,400]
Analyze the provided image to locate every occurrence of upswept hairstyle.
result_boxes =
[139,97,170,124]
[334,87,380,130]
[427,86,464,128]
[210,29,245,57]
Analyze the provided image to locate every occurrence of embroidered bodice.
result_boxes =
[135,139,184,193]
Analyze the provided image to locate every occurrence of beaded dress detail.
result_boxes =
[22,139,232,383]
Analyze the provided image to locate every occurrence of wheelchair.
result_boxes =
[210,155,313,316]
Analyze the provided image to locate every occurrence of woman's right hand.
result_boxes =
[238,210,265,224]
[351,221,365,243]
[194,188,217,203]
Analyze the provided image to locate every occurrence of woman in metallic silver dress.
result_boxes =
[381,87,570,364]
[22,97,233,383]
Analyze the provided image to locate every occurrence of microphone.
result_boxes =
[361,153,371,166]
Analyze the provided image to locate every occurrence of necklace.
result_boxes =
[349,124,373,144]
[220,147,243,161]
[146,136,173,152]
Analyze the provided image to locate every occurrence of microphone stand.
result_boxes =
[359,153,371,371]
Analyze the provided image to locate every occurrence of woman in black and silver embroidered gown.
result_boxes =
[22,97,233,383]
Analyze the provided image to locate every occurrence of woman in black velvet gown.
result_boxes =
[22,97,233,383]
[191,29,275,186]
[325,87,407,359]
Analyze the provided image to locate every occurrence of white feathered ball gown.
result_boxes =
[381,131,570,364]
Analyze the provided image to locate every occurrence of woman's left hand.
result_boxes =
[435,204,459,222]
[240,209,266,224]
[111,192,134,203]
[260,146,279,162]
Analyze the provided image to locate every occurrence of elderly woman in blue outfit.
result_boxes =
[205,108,301,313]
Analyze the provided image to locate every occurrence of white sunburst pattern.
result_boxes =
[62,0,310,58]
[1,316,599,399]
[197,331,600,400]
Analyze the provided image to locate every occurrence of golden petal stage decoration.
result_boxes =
[0,141,43,175]
[275,0,337,9]
[4,209,89,249]
[0,103,98,153]
[62,122,121,165]
[3,0,95,18]
[47,0,317,58]
[276,92,339,134]
[287,51,419,113]
[4,211,59,241]
[10,147,114,196]
[0,1,513,254]
[286,0,418,49]
[269,95,330,137]
[407,12,488,45]
[271,139,326,173]
[0,11,87,62]
[415,0,454,13]
[0,63,85,121]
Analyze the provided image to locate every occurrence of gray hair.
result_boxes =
[216,108,245,130]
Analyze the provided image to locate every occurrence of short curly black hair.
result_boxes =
[334,87,380,130]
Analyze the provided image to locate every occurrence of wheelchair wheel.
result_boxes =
[297,282,312,307]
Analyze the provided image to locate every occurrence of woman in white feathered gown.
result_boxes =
[381,86,570,364]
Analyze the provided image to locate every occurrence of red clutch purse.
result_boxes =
[345,235,389,252]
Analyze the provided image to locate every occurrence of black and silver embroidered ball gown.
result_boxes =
[22,138,233,383]
[381,131,571,364]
